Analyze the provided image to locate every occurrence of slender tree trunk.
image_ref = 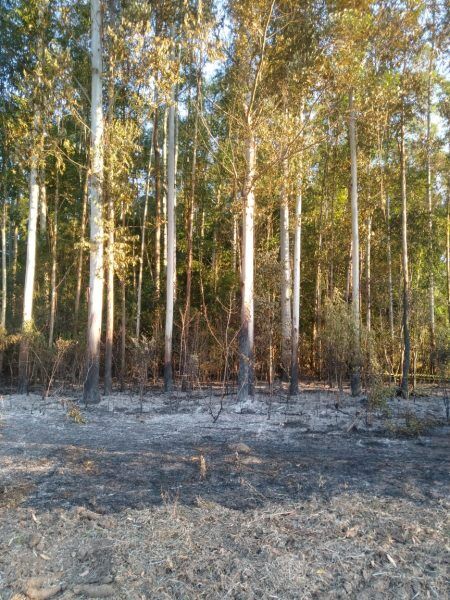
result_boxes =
[426,57,436,371]
[104,190,114,395]
[18,144,39,393]
[162,107,168,270]
[164,84,177,392]
[48,169,59,348]
[74,166,89,335]
[12,223,18,320]
[120,201,126,390]
[348,89,361,396]
[400,107,410,398]
[153,103,161,298]
[83,0,104,404]
[238,117,256,401]
[0,199,6,377]
[366,215,371,332]
[280,158,292,379]
[290,167,302,395]
[136,143,153,339]
[1,201,6,332]
[446,192,450,324]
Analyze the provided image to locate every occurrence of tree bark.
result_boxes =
[366,215,371,332]
[290,165,302,395]
[18,145,39,393]
[83,0,104,404]
[280,157,292,379]
[348,89,361,396]
[164,82,177,392]
[48,168,59,348]
[400,106,410,398]
[238,117,256,401]
[153,102,161,299]
[425,52,436,371]
[104,189,114,395]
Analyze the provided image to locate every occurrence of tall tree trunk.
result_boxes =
[238,117,256,401]
[74,165,89,335]
[83,0,104,404]
[18,144,39,393]
[104,190,114,395]
[162,107,168,270]
[48,168,59,348]
[136,142,153,339]
[426,53,436,371]
[446,192,450,324]
[290,166,302,395]
[0,199,6,377]
[400,107,410,398]
[280,158,292,379]
[153,103,161,299]
[12,223,18,320]
[120,201,126,390]
[348,89,361,396]
[366,215,371,332]
[164,84,177,392]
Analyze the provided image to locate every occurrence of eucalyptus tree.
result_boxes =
[83,0,105,404]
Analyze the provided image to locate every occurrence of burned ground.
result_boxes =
[0,388,448,599]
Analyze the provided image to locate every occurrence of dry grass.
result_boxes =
[0,493,448,599]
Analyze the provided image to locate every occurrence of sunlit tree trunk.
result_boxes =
[238,118,256,401]
[39,177,47,236]
[366,215,371,332]
[290,166,302,395]
[425,53,436,371]
[104,189,114,395]
[18,143,39,393]
[164,84,177,392]
[48,168,59,348]
[348,89,361,396]
[83,0,104,404]
[162,107,168,270]
[153,102,161,298]
[120,201,126,390]
[74,166,89,334]
[400,106,410,398]
[280,158,292,379]
[12,223,18,320]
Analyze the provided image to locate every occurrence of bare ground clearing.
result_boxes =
[0,387,448,599]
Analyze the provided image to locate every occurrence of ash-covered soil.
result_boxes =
[0,387,448,599]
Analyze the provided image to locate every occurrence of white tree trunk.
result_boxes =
[290,167,302,395]
[164,85,177,392]
[238,120,256,401]
[349,89,361,396]
[18,146,39,392]
[400,108,410,398]
[280,158,291,379]
[83,0,104,404]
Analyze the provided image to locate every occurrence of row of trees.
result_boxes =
[0,0,449,402]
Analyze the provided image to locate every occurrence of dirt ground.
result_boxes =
[0,385,449,599]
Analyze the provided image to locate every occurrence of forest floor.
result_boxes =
[0,384,449,599]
